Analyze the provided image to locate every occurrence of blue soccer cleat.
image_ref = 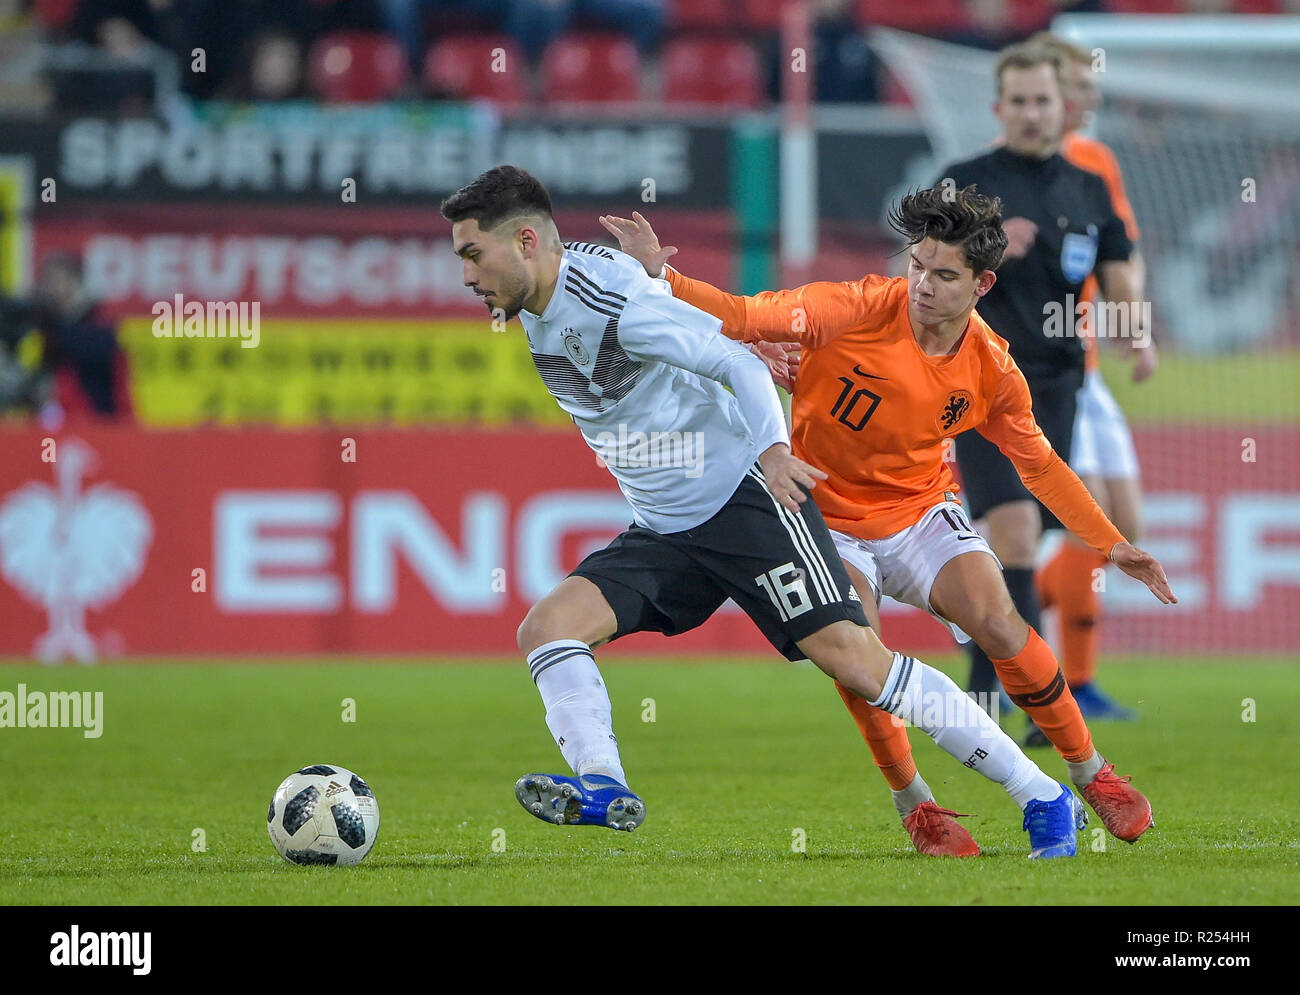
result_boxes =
[1070,682,1138,721]
[1022,782,1089,859]
[514,773,645,832]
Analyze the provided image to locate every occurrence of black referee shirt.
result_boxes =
[936,146,1132,382]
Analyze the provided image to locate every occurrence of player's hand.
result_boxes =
[746,340,801,392]
[1130,338,1158,383]
[758,443,827,512]
[598,211,678,277]
[1001,217,1038,259]
[1109,541,1177,604]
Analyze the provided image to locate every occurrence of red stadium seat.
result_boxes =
[1008,0,1055,33]
[668,0,734,29]
[1233,0,1281,11]
[662,38,763,107]
[424,35,528,106]
[856,0,973,33]
[541,34,642,104]
[308,32,411,102]
[32,0,80,32]
[739,0,795,31]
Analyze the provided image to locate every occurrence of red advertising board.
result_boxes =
[31,206,736,320]
[0,426,1296,661]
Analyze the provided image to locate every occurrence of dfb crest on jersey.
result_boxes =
[563,330,591,366]
[1060,225,1098,284]
[939,390,973,432]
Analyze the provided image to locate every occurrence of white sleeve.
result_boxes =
[618,277,790,455]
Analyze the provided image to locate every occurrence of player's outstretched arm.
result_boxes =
[981,364,1177,604]
[1109,542,1177,605]
[601,211,801,389]
[600,210,867,349]
[599,211,677,277]
[602,211,751,338]
[1014,447,1177,604]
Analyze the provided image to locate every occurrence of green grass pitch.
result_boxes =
[2,656,1297,905]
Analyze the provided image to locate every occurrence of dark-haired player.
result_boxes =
[602,184,1172,856]
[443,164,1090,858]
[936,44,1149,730]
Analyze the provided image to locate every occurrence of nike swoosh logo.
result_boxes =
[853,365,888,380]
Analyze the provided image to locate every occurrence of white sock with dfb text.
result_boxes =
[527,639,628,788]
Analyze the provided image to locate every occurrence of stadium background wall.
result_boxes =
[0,425,1294,658]
[1,107,1296,661]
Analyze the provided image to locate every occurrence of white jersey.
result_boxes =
[518,244,790,533]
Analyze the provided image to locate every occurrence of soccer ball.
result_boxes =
[267,765,380,866]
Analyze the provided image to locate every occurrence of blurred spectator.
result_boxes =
[223,28,307,100]
[810,0,878,103]
[386,0,664,67]
[56,0,184,111]
[71,0,163,57]
[766,0,879,104]
[952,0,1022,49]
[0,297,42,418]
[0,0,47,113]
[23,254,133,425]
[178,0,322,99]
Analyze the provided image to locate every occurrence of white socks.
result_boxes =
[1067,753,1105,791]
[891,773,934,816]
[525,641,1066,810]
[528,639,628,787]
[871,653,1060,809]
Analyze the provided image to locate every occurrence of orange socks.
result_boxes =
[1038,542,1109,686]
[834,679,917,790]
[992,627,1094,762]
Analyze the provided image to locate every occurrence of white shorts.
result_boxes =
[1070,369,1140,480]
[831,501,1001,644]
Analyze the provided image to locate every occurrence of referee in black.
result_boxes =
[935,43,1146,714]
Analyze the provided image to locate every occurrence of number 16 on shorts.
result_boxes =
[756,562,813,620]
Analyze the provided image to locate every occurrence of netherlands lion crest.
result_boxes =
[939,390,973,432]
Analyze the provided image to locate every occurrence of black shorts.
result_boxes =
[571,464,870,661]
[953,367,1083,530]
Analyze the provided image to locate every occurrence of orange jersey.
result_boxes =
[1063,131,1141,371]
[664,268,1126,555]
[1063,132,1140,243]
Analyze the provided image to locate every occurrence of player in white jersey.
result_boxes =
[440,165,1089,857]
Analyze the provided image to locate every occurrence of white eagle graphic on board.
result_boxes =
[0,438,153,664]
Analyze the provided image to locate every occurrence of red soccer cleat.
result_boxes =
[902,801,981,857]
[1081,762,1154,842]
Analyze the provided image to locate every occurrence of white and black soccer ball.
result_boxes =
[267,765,380,866]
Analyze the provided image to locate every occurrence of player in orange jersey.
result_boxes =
[600,186,1175,856]
[1026,33,1156,728]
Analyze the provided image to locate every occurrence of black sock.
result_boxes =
[966,642,999,696]
[1003,566,1042,634]
[967,566,1042,695]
